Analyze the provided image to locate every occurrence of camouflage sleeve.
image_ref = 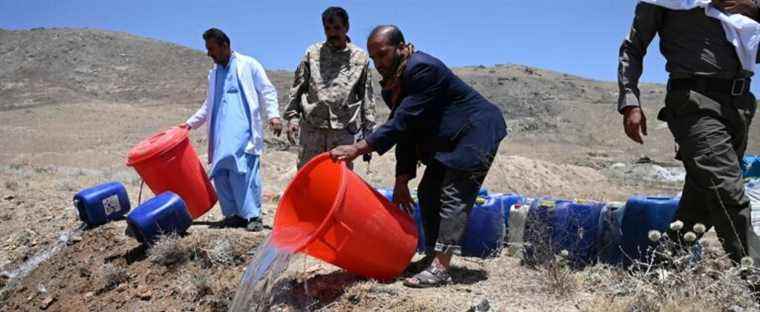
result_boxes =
[617,3,663,113]
[284,53,310,125]
[360,63,376,131]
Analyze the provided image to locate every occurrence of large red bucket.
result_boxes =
[127,127,217,219]
[272,153,418,280]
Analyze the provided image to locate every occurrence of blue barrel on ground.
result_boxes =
[550,201,604,268]
[523,198,571,265]
[73,182,131,227]
[376,188,427,253]
[126,192,193,244]
[621,196,680,265]
[413,204,427,253]
[743,155,760,178]
[377,187,504,258]
[597,202,627,265]
[462,194,507,258]
[377,188,394,202]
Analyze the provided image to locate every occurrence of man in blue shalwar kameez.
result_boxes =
[183,28,283,231]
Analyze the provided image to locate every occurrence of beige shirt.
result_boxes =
[284,42,375,132]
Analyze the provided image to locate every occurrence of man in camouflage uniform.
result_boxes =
[284,7,375,169]
[619,0,760,265]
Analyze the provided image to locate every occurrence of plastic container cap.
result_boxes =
[127,127,189,166]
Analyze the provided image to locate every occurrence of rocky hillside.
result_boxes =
[0,27,756,161]
[0,27,644,115]
[0,28,289,110]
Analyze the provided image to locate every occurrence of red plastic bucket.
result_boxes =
[127,127,217,219]
[272,153,418,280]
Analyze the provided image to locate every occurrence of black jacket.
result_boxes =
[366,51,508,176]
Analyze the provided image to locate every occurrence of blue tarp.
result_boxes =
[743,155,760,178]
[748,179,760,234]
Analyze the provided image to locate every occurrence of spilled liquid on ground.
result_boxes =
[229,226,309,312]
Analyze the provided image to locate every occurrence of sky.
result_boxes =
[0,0,670,87]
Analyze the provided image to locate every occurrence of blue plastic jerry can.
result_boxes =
[73,182,131,227]
[522,198,571,265]
[377,187,428,253]
[743,155,760,178]
[462,195,506,258]
[621,196,680,265]
[597,202,627,266]
[376,188,394,203]
[550,201,604,268]
[412,204,427,253]
[126,192,192,244]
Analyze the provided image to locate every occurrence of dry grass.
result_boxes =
[200,296,231,312]
[542,253,578,297]
[180,273,213,302]
[206,238,241,266]
[578,227,758,312]
[148,233,188,267]
[101,263,129,290]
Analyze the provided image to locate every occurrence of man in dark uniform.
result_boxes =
[330,25,507,288]
[619,0,760,265]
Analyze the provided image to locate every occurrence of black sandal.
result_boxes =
[245,218,264,232]
[404,254,436,275]
[403,266,452,288]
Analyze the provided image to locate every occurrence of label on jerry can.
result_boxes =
[540,200,555,209]
[102,195,121,215]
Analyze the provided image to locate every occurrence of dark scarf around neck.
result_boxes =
[380,43,415,110]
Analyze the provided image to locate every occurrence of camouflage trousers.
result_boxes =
[297,123,356,169]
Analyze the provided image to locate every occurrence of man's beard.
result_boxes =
[327,36,343,45]
[212,55,230,65]
[382,52,402,80]
[379,68,393,81]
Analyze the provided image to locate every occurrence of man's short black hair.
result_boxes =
[369,25,405,46]
[203,28,230,46]
[322,7,349,28]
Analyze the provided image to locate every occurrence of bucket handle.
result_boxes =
[147,131,167,144]
[317,220,354,253]
[159,150,179,163]
[137,180,145,206]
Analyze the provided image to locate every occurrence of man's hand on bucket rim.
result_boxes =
[330,140,373,163]
[178,123,191,130]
